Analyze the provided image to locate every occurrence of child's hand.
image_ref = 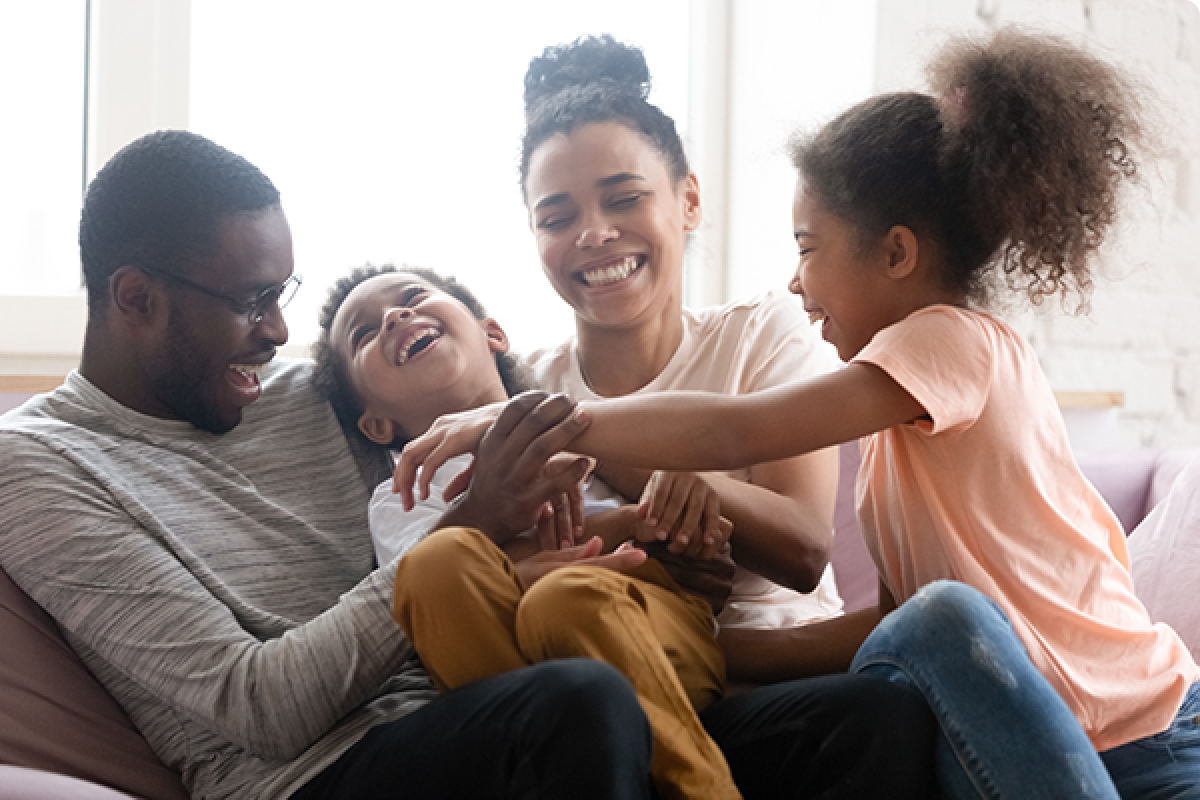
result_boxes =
[534,459,587,551]
[514,537,647,592]
[638,471,731,560]
[393,391,587,510]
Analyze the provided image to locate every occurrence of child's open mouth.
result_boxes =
[397,326,442,365]
[578,254,645,288]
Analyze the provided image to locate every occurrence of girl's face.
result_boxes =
[788,183,895,362]
[525,121,700,332]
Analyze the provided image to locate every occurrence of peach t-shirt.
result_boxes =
[854,305,1198,751]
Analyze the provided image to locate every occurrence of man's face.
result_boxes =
[146,206,294,433]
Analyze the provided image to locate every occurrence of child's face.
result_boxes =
[525,121,701,332]
[788,183,897,362]
[329,272,510,443]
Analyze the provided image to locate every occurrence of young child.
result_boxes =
[396,30,1200,799]
[313,264,743,800]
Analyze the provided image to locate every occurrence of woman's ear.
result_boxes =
[484,318,510,355]
[358,413,396,446]
[883,225,919,281]
[681,172,702,232]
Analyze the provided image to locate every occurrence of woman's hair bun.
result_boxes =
[524,34,651,113]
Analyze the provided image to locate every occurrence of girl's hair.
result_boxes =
[790,28,1148,307]
[313,264,532,451]
[520,34,689,194]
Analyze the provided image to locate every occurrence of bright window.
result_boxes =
[0,2,88,295]
[189,1,690,354]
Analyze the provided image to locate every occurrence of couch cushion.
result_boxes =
[0,766,138,800]
[0,566,188,800]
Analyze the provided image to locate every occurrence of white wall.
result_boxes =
[875,0,1200,448]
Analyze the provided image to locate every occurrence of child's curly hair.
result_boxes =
[313,264,532,450]
[790,28,1150,309]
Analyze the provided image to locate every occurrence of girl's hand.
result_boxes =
[638,471,731,560]
[393,391,586,510]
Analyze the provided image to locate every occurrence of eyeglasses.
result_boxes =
[141,267,302,326]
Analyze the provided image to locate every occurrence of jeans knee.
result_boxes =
[530,659,648,735]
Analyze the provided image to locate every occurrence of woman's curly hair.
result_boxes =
[520,34,689,195]
[791,28,1150,309]
[312,264,532,450]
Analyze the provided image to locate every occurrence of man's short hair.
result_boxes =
[314,264,532,451]
[79,130,281,313]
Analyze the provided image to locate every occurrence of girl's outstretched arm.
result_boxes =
[573,362,926,470]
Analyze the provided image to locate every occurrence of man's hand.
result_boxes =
[638,471,731,560]
[640,540,736,617]
[514,536,647,591]
[424,393,592,546]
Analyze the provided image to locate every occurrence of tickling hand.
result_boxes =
[638,471,732,560]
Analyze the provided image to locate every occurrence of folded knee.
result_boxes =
[393,527,497,606]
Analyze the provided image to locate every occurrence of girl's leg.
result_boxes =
[392,527,528,690]
[849,580,1119,800]
[1099,680,1200,799]
[516,561,740,800]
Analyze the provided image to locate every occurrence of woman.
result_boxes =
[519,34,846,680]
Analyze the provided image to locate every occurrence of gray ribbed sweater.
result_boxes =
[0,361,436,799]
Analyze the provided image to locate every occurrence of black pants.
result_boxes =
[294,660,934,799]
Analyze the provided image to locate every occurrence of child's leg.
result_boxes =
[1099,680,1200,799]
[850,580,1119,800]
[392,527,527,690]
[515,561,739,800]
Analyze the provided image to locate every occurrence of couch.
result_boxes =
[2,426,1196,798]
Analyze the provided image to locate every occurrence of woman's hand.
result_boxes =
[638,471,731,560]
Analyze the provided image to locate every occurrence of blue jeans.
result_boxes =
[850,581,1118,799]
[1100,680,1200,799]
[292,659,654,800]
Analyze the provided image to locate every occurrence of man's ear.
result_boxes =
[681,172,702,232]
[484,318,510,355]
[883,225,919,281]
[109,266,162,330]
[358,413,396,446]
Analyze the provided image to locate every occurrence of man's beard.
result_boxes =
[149,303,241,435]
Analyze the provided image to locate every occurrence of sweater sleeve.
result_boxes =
[0,431,412,762]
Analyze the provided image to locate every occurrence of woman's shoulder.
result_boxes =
[522,338,581,394]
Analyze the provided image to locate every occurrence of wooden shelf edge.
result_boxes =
[1054,390,1125,409]
[0,375,67,393]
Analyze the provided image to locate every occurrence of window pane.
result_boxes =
[728,1,876,300]
[0,2,88,295]
[189,1,690,353]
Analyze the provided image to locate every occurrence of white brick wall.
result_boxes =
[875,0,1200,447]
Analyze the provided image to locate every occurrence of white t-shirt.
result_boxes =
[527,291,845,630]
[370,454,624,566]
[1130,455,1200,662]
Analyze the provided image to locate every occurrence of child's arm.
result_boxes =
[572,363,925,471]
[395,364,923,509]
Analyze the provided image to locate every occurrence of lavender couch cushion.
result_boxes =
[0,766,138,800]
[0,566,188,800]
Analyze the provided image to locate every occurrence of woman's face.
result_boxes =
[525,122,700,332]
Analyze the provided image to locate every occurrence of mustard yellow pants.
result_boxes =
[393,527,741,800]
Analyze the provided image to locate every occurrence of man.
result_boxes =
[0,131,653,800]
